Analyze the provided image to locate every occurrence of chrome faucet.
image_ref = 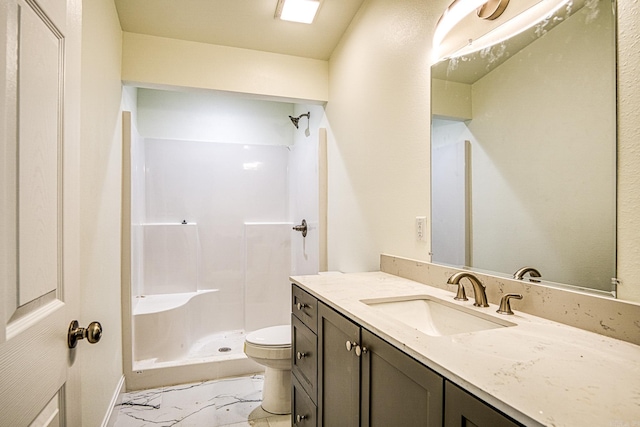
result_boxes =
[513,266,541,283]
[447,272,489,307]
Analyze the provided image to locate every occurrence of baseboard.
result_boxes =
[101,375,126,427]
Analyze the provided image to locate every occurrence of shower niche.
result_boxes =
[123,88,324,390]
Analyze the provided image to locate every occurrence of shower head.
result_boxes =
[289,112,310,129]
[289,112,311,137]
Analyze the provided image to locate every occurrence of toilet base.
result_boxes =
[260,366,291,415]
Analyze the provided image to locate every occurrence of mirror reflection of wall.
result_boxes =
[431,0,616,292]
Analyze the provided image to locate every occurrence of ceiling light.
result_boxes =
[275,0,320,24]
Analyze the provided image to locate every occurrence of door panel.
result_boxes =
[17,0,63,307]
[29,391,63,427]
[444,381,522,427]
[318,302,360,427]
[361,329,444,427]
[0,0,80,424]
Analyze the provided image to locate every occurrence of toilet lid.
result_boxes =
[246,325,291,346]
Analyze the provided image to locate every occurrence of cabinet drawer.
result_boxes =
[292,314,318,403]
[292,284,318,332]
[293,374,317,427]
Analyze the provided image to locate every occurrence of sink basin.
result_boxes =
[362,296,515,336]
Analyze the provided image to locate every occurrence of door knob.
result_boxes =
[67,320,102,348]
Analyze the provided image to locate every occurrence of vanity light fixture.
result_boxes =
[432,0,489,51]
[433,0,573,62]
[477,0,510,20]
[275,0,320,24]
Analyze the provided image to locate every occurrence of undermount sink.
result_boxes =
[362,295,516,337]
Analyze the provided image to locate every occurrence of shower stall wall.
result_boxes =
[126,136,300,391]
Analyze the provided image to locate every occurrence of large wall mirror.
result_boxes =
[430,0,617,294]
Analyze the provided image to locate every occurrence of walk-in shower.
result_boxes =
[121,89,322,391]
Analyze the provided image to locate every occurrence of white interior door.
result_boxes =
[0,0,82,425]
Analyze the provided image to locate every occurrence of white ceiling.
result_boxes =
[114,0,365,61]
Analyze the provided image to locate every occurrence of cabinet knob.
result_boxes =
[355,345,368,357]
[297,351,307,360]
[295,414,307,423]
[296,302,309,310]
[345,340,356,352]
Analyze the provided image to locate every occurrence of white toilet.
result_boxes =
[244,325,292,414]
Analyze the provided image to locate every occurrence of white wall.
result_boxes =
[325,0,443,272]
[80,0,123,425]
[121,32,329,103]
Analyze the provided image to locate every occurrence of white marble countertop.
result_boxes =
[290,271,640,427]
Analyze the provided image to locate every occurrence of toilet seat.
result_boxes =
[246,325,291,347]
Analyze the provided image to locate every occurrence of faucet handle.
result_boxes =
[497,293,523,315]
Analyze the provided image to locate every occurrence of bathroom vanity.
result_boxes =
[289,270,640,427]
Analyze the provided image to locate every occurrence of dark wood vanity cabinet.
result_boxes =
[317,300,443,427]
[444,381,523,427]
[292,284,524,427]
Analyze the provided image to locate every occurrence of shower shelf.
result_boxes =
[133,289,218,315]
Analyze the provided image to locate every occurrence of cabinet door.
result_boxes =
[361,329,444,427]
[318,302,361,427]
[445,381,523,427]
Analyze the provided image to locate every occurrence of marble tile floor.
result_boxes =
[113,374,290,427]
